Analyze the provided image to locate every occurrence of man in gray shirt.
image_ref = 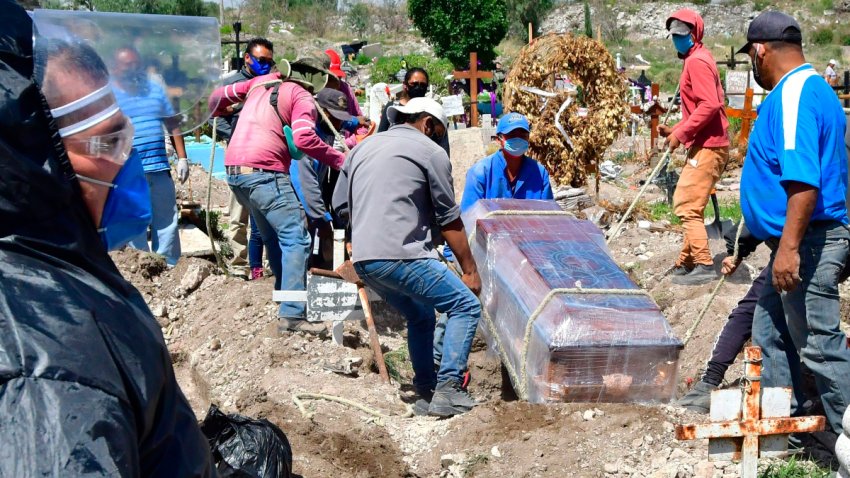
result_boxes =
[333,97,482,417]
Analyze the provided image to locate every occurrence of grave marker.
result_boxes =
[452,52,493,127]
[676,347,826,478]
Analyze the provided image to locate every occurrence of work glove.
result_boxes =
[176,158,190,184]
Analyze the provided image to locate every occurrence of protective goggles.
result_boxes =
[50,84,135,164]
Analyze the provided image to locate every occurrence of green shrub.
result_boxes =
[812,27,834,45]
[753,0,769,10]
[371,54,455,93]
[408,0,509,68]
[354,54,372,66]
[842,34,850,46]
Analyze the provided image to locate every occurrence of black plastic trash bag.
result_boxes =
[200,405,293,478]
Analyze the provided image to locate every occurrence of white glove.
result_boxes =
[332,136,345,152]
[176,158,190,184]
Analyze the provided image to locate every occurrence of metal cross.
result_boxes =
[675,347,826,478]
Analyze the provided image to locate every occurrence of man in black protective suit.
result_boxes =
[0,2,213,476]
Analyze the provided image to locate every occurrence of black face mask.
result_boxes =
[751,45,769,90]
[407,83,428,98]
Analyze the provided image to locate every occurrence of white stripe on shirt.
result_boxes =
[781,67,818,151]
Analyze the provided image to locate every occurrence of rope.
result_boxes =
[313,100,351,154]
[206,118,229,275]
[605,83,681,245]
[682,218,746,346]
[605,148,671,245]
[292,392,413,426]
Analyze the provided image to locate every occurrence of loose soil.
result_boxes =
[110,134,848,477]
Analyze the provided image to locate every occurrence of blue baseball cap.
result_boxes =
[496,112,531,135]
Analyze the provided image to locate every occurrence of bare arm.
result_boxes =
[169,128,187,159]
[441,218,481,295]
[773,182,818,291]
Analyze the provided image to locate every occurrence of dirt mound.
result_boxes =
[105,167,847,477]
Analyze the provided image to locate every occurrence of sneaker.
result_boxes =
[429,380,477,417]
[279,317,327,335]
[671,264,716,285]
[675,380,716,413]
[250,267,264,280]
[670,265,693,276]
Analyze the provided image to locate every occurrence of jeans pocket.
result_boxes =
[361,260,402,281]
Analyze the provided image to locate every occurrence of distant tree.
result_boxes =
[347,2,371,37]
[505,0,553,42]
[583,0,593,38]
[408,0,508,68]
[91,0,213,15]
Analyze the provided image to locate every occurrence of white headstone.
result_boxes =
[725,71,765,109]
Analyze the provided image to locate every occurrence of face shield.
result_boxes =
[33,9,221,137]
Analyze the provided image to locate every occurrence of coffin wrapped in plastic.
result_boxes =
[463,199,682,403]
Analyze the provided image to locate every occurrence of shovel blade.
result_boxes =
[706,218,735,240]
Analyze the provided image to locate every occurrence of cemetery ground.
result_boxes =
[115,137,847,477]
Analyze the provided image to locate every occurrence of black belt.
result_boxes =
[225,165,283,176]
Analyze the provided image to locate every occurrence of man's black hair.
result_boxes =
[246,38,274,55]
[398,111,442,127]
[404,67,429,85]
[765,40,803,53]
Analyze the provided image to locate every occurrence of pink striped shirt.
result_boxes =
[208,74,345,172]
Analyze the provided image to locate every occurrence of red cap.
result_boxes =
[325,49,346,78]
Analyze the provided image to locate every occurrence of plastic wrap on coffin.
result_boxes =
[464,199,683,403]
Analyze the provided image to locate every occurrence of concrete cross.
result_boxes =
[452,52,493,128]
[724,87,758,147]
[675,347,826,478]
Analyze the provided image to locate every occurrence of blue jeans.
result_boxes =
[752,221,850,434]
[128,170,181,266]
[248,214,264,269]
[227,171,310,319]
[354,258,481,396]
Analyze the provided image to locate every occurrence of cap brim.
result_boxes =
[736,42,752,56]
[497,124,530,135]
[326,108,353,122]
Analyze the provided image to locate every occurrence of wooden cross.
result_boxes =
[725,88,758,147]
[676,347,826,478]
[629,83,666,150]
[452,52,493,128]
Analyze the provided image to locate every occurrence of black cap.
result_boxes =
[316,88,354,122]
[736,11,803,55]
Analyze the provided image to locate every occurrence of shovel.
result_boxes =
[309,261,390,383]
[705,191,735,240]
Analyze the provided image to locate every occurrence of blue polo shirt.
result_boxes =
[740,64,848,240]
[460,150,554,211]
[113,79,175,173]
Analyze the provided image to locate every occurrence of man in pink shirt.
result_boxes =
[209,68,345,332]
[660,9,730,285]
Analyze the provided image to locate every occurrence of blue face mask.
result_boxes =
[672,34,694,55]
[503,137,529,157]
[77,151,152,251]
[249,54,273,76]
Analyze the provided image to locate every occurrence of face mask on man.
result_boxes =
[751,44,769,90]
[502,137,529,157]
[672,34,694,55]
[249,54,274,76]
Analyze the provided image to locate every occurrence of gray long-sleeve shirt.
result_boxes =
[333,124,459,263]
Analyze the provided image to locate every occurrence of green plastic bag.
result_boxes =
[283,125,304,161]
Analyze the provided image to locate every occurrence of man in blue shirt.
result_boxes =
[738,11,850,437]
[112,47,186,266]
[460,112,554,210]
